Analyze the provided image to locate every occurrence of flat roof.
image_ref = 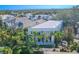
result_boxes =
[32,20,63,29]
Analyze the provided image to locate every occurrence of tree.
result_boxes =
[32,31,39,45]
[19,35,36,54]
[0,17,2,28]
[64,26,74,44]
[3,47,13,54]
[54,32,64,48]
[0,21,39,54]
[70,42,78,52]
[45,35,49,42]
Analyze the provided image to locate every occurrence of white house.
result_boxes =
[28,20,63,46]
[1,15,16,27]
[34,14,53,20]
[25,13,34,20]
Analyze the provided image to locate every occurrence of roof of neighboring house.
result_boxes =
[1,15,15,20]
[32,19,46,26]
[32,20,63,29]
[16,17,46,28]
[16,17,32,28]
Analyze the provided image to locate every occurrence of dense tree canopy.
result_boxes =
[0,19,40,54]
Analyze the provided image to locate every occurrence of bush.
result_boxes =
[33,51,43,54]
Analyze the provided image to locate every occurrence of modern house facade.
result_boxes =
[28,20,63,46]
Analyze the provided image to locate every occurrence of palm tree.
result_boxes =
[54,32,64,48]
[45,35,49,42]
[37,35,43,42]
[41,32,46,45]
[32,31,39,43]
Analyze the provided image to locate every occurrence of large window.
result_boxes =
[42,37,44,42]
[38,38,41,42]
[49,36,51,42]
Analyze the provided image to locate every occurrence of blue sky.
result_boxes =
[0,5,74,10]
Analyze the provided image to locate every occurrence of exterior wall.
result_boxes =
[36,36,55,46]
[28,28,61,46]
[28,28,58,32]
[28,28,55,46]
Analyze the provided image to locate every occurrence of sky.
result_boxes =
[0,5,74,10]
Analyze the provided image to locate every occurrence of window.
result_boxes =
[38,38,41,42]
[31,32,32,34]
[18,22,23,28]
[38,32,40,35]
[46,39,48,42]
[49,36,51,42]
[42,37,44,42]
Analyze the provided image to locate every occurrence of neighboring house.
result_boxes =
[1,15,32,29]
[1,15,25,29]
[15,21,23,29]
[75,22,79,34]
[15,17,24,28]
[15,17,46,29]
[15,17,33,28]
[74,22,79,39]
[28,20,63,46]
[25,13,53,21]
[1,15,16,28]
[25,13,34,20]
[34,14,53,20]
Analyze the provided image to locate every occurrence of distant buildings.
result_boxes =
[0,14,47,29]
[25,13,33,20]
[25,13,53,21]
[0,13,55,29]
[0,15,24,28]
